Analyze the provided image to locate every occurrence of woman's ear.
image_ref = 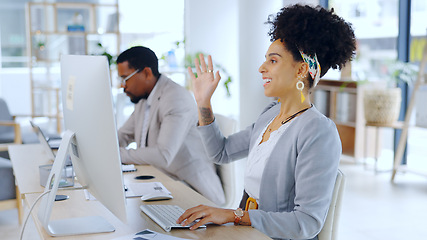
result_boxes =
[297,61,310,78]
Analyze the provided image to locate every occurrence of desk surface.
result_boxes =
[9,144,50,194]
[8,144,175,195]
[11,144,271,240]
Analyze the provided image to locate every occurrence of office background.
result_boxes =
[1,0,427,239]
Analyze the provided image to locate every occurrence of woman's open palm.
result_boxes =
[187,53,221,107]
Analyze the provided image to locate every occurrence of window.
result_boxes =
[329,0,399,82]
[408,0,427,170]
[118,0,185,71]
[410,0,427,63]
[0,1,27,68]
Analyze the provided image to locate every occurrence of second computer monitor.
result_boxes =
[37,54,127,236]
[61,54,127,222]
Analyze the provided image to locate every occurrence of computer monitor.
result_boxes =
[37,55,127,236]
[30,120,56,162]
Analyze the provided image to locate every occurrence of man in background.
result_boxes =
[116,46,225,205]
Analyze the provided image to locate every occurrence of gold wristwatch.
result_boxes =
[234,208,244,225]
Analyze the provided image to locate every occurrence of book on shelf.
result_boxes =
[67,25,85,32]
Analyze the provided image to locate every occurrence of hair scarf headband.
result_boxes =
[299,50,321,87]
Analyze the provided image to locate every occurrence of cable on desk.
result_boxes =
[19,190,51,240]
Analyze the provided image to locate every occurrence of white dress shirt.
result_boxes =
[140,83,159,147]
[244,117,295,202]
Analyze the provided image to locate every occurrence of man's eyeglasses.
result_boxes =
[118,69,140,86]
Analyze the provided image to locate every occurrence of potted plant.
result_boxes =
[34,40,47,60]
[95,42,115,67]
[363,60,418,124]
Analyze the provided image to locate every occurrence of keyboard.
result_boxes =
[139,205,206,232]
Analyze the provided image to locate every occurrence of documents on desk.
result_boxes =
[122,164,137,172]
[83,182,171,200]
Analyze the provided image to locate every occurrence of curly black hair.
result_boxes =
[267,4,356,88]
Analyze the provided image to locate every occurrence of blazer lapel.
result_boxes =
[143,76,166,145]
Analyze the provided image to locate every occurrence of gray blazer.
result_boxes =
[118,75,225,204]
[198,102,341,240]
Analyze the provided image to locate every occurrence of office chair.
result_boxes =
[0,98,21,221]
[0,157,16,204]
[214,113,244,208]
[318,169,346,240]
[0,98,61,150]
[0,157,20,224]
[0,98,22,147]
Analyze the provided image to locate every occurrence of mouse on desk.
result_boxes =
[141,192,173,201]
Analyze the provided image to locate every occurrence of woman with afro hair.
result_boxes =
[177,4,356,240]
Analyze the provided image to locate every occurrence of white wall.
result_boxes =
[238,0,283,129]
[185,0,285,130]
[184,0,240,122]
[285,0,320,6]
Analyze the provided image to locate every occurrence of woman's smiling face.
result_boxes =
[259,40,302,99]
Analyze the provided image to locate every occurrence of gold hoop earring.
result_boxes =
[296,79,305,103]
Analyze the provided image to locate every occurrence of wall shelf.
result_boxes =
[26,1,120,133]
[313,79,369,162]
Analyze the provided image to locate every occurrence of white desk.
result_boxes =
[10,144,271,240]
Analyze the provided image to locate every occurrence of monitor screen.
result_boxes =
[37,55,127,236]
[30,120,56,162]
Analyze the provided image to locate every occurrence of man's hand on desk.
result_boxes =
[176,205,245,230]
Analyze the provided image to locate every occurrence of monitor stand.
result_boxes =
[37,130,115,236]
